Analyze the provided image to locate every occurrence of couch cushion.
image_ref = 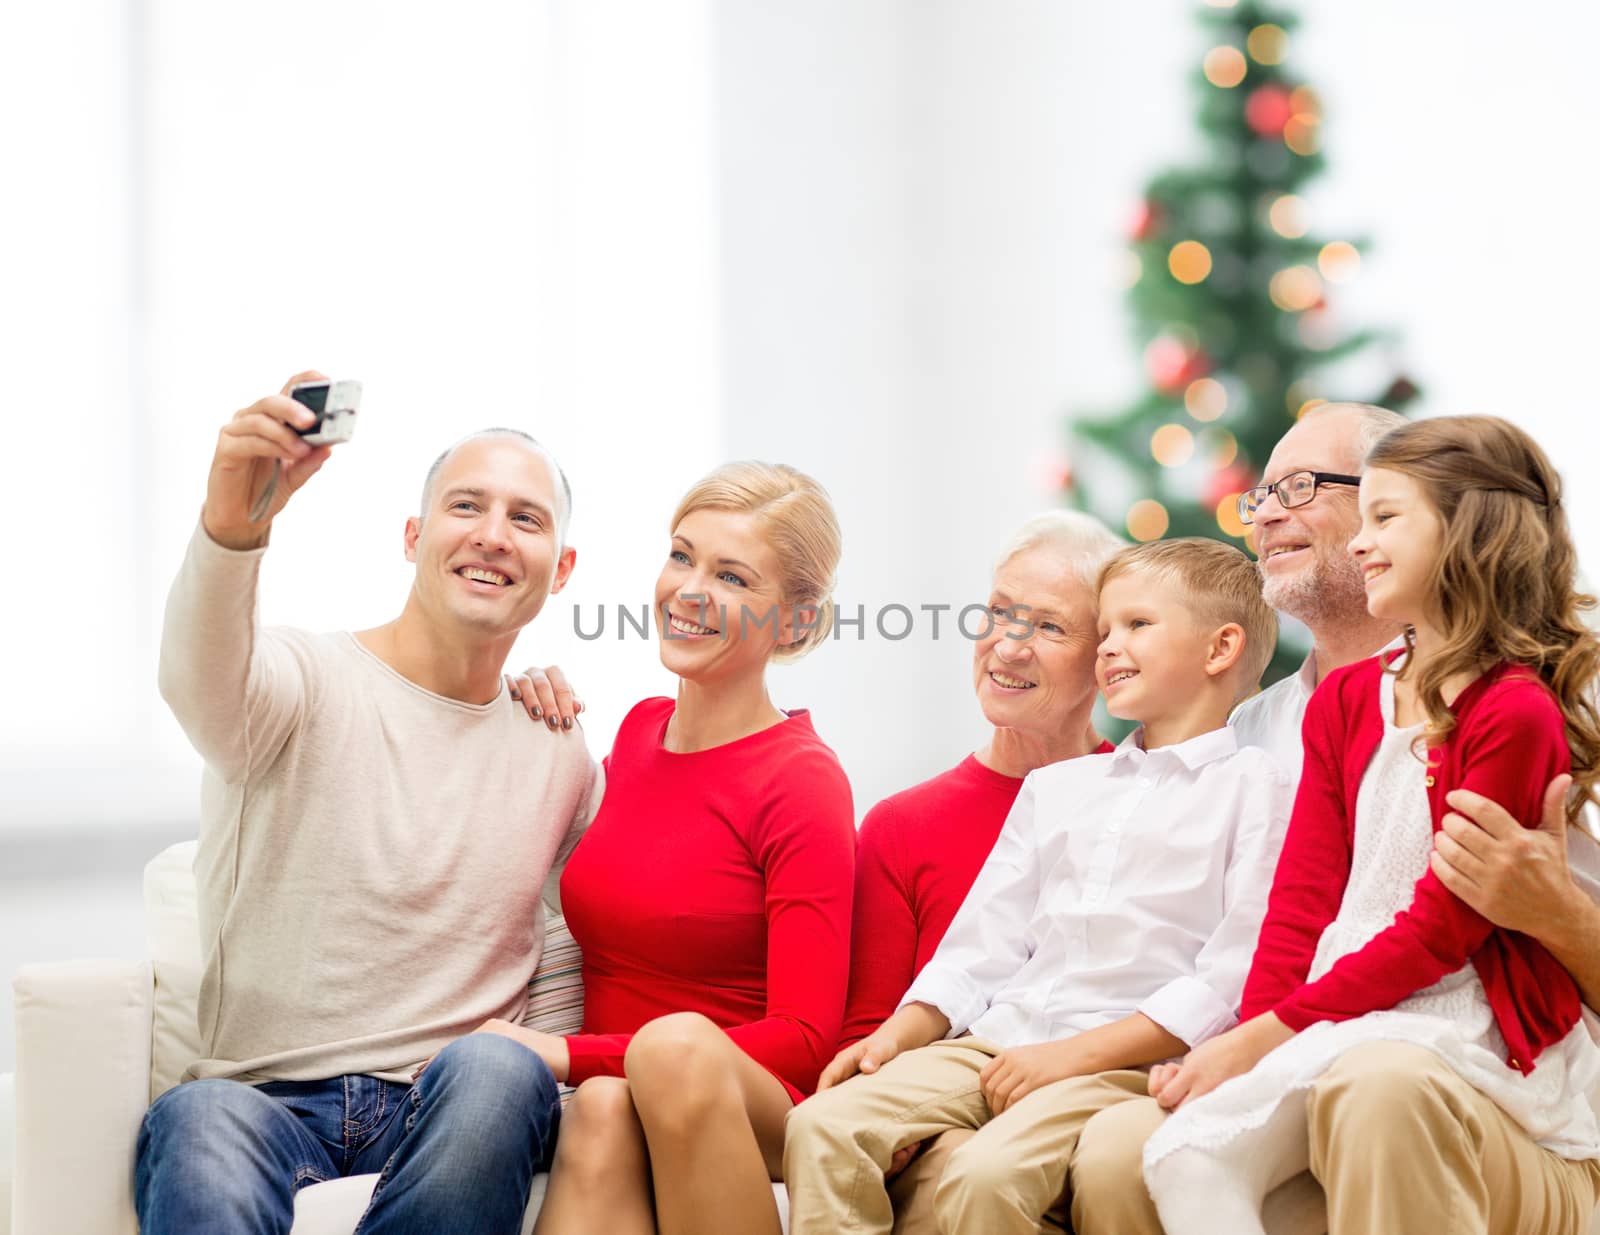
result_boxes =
[291,1173,543,1235]
[287,1175,803,1235]
[522,914,584,1037]
[145,840,204,1100]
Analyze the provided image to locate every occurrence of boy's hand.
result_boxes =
[979,1039,1089,1115]
[1148,1012,1292,1110]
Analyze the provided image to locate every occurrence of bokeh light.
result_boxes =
[1216,494,1250,538]
[1269,265,1323,311]
[1151,423,1197,467]
[1121,250,1144,288]
[1203,426,1239,468]
[1289,86,1321,115]
[1203,46,1248,89]
[1298,309,1338,351]
[1284,115,1320,155]
[1127,499,1171,542]
[1318,241,1361,282]
[1184,377,1228,421]
[1296,397,1329,419]
[1268,194,1307,238]
[1284,378,1315,415]
[1247,24,1288,65]
[1168,240,1214,284]
[1284,87,1321,155]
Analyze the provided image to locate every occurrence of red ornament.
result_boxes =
[1130,198,1165,242]
[1145,335,1211,393]
[1206,462,1255,507]
[1245,85,1294,137]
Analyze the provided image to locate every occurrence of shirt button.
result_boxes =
[1425,775,1436,787]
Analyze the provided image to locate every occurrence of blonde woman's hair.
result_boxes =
[1097,537,1279,702]
[671,461,841,663]
[1365,415,1600,819]
[995,510,1125,590]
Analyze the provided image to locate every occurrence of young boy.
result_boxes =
[783,538,1294,1235]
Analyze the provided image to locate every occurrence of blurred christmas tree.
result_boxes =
[1068,0,1418,682]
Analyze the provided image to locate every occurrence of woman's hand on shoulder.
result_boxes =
[507,664,585,731]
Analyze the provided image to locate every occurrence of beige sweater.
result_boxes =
[159,524,601,1085]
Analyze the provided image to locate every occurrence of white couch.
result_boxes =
[7,842,1593,1235]
[4,841,785,1235]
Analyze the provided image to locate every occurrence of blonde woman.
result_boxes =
[489,461,855,1235]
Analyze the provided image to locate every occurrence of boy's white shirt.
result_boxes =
[901,724,1294,1052]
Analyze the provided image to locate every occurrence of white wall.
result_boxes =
[6,0,1600,1069]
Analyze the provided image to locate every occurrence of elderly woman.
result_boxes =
[806,510,1123,1233]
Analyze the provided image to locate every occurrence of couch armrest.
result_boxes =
[13,959,153,1235]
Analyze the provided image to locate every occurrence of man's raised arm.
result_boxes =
[158,371,337,780]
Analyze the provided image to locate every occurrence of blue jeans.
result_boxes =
[135,1033,561,1235]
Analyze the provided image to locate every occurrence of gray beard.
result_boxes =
[1261,551,1370,629]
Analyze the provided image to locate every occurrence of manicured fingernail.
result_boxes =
[562,717,573,731]
[510,689,521,701]
[531,707,542,720]
[547,717,559,730]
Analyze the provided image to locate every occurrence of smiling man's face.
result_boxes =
[1251,409,1369,629]
[404,435,576,642]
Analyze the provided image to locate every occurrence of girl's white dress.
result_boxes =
[1143,671,1600,1235]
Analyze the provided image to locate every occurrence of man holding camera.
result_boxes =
[136,372,600,1235]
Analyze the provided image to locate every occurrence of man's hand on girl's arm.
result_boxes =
[1435,775,1600,1009]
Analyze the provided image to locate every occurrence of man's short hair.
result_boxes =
[1301,401,1408,470]
[1098,537,1278,699]
[419,429,573,544]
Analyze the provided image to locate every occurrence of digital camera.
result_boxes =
[291,379,362,445]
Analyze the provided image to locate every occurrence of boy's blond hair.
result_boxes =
[1097,537,1278,701]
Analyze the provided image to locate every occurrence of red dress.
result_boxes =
[839,745,1112,1046]
[559,697,856,1100]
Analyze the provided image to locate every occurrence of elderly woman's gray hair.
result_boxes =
[994,510,1126,589]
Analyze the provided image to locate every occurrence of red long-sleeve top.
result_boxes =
[558,698,855,1100]
[839,747,1111,1046]
[1240,655,1579,1074]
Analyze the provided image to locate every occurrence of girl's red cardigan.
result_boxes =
[1240,654,1578,1074]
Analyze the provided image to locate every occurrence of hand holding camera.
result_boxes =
[203,371,362,551]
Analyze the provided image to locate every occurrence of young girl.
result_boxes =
[1141,415,1600,1235]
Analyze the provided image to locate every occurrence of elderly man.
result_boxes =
[135,373,601,1235]
[1057,401,1600,1235]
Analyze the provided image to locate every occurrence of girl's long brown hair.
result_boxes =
[1366,415,1600,820]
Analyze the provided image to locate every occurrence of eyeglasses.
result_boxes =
[1237,471,1362,525]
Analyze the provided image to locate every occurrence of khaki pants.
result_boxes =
[954,1041,1600,1235]
[783,1037,1155,1235]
